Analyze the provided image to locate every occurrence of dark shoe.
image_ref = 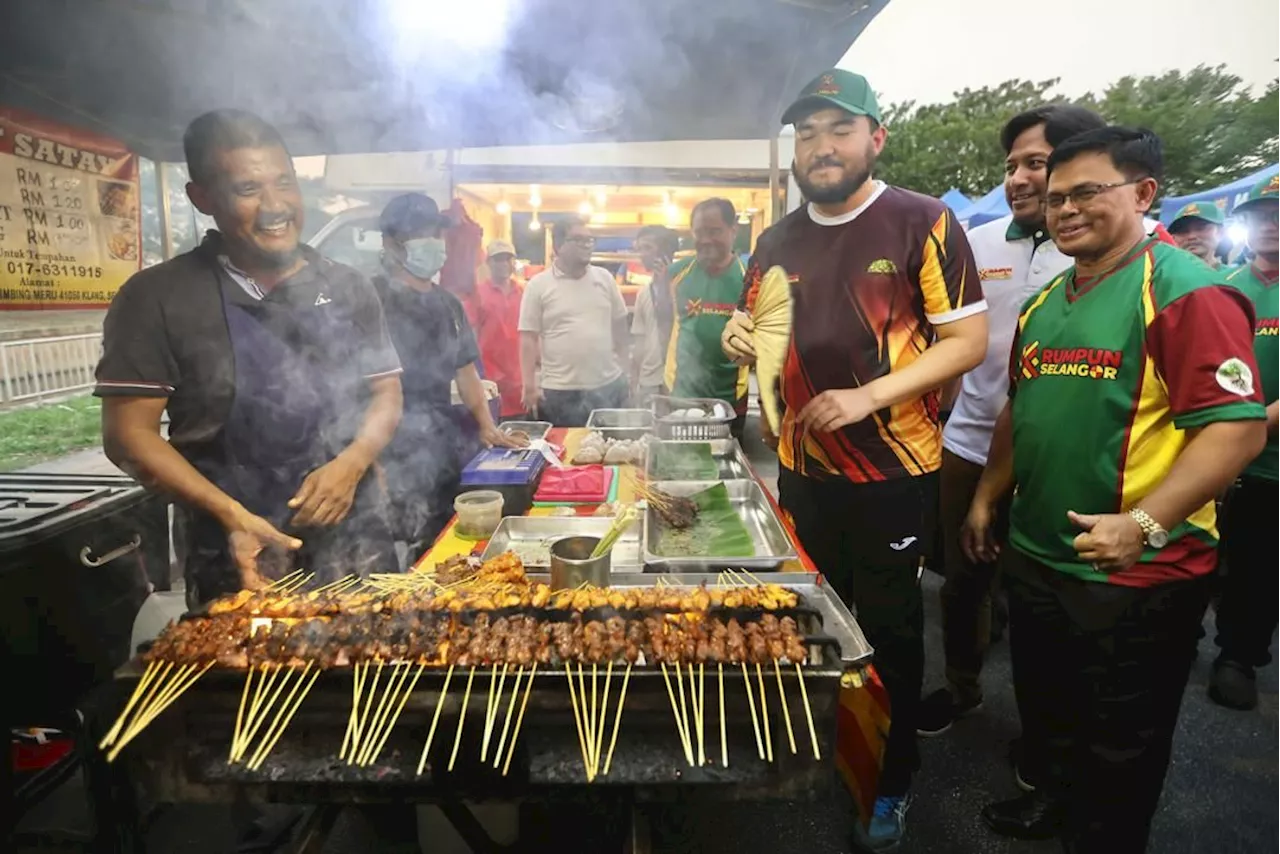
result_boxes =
[851,795,912,852]
[981,792,1064,840]
[1209,658,1258,710]
[916,687,982,736]
[1007,737,1038,792]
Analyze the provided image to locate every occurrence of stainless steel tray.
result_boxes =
[585,408,654,441]
[481,515,643,572]
[642,479,798,571]
[644,438,751,481]
[499,421,552,441]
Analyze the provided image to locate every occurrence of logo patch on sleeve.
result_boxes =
[1215,358,1255,397]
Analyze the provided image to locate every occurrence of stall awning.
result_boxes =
[0,0,889,162]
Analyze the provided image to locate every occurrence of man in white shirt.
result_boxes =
[629,225,679,406]
[519,217,630,426]
[919,105,1107,735]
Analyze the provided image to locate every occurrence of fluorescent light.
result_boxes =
[578,200,593,216]
[528,216,542,231]
[496,198,511,215]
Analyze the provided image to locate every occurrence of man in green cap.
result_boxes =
[1167,200,1226,268]
[722,68,988,852]
[1210,171,1279,710]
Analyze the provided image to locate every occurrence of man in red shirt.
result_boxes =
[475,240,525,419]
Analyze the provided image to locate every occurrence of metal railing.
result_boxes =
[0,333,103,404]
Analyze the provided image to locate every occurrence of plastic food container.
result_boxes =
[454,490,505,540]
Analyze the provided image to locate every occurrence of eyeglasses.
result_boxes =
[564,235,596,246]
[1045,180,1143,210]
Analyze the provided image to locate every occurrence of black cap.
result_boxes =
[378,193,452,239]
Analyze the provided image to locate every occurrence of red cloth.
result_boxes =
[440,198,484,303]
[533,465,613,503]
[475,278,526,417]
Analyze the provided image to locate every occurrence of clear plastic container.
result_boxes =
[454,490,505,540]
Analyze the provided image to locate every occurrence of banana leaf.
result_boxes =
[652,482,755,557]
[651,443,719,480]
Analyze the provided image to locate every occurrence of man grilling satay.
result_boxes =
[96,109,404,606]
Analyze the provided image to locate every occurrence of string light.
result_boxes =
[529,215,542,231]
[529,184,542,209]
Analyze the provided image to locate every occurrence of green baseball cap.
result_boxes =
[1168,201,1225,231]
[1233,172,1280,214]
[781,69,881,126]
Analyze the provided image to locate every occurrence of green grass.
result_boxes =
[0,394,103,472]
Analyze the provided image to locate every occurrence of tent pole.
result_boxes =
[768,136,780,228]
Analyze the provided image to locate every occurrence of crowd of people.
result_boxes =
[92,65,1276,853]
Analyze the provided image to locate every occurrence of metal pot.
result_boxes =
[548,536,611,590]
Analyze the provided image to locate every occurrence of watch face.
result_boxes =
[1148,530,1169,549]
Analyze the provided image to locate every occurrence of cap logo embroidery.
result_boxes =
[815,74,840,96]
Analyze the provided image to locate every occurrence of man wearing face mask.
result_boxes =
[374,193,520,560]
[96,109,403,605]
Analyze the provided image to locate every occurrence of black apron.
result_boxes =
[183,271,397,605]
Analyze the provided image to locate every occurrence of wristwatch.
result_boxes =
[1128,508,1169,549]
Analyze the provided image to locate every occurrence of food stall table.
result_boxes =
[419,428,891,825]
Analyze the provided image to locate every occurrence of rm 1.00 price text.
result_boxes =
[5,260,104,278]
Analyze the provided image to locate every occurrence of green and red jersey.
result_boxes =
[664,256,748,407]
[1008,238,1266,587]
[1224,263,1278,482]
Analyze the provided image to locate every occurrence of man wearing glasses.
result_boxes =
[519,216,630,426]
[965,127,1266,852]
[1208,174,1279,711]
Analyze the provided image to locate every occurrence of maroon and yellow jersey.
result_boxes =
[1008,239,1266,587]
[741,184,985,482]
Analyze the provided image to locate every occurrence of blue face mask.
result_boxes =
[395,237,447,280]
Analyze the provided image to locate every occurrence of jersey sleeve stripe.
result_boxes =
[926,299,988,326]
[918,217,956,319]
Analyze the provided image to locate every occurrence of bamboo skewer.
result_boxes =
[348,659,383,764]
[340,662,367,762]
[246,662,312,769]
[742,662,764,760]
[502,663,537,777]
[687,664,705,767]
[718,664,728,768]
[774,660,797,755]
[101,660,159,749]
[108,662,212,762]
[109,660,172,749]
[795,664,821,761]
[236,664,293,764]
[603,664,631,777]
[578,664,595,775]
[565,663,591,779]
[448,667,476,772]
[359,661,410,766]
[416,664,454,776]
[660,662,693,765]
[229,666,256,762]
[365,662,426,767]
[125,662,195,744]
[594,662,613,779]
[674,661,693,766]
[756,663,773,763]
[481,663,500,762]
[267,569,304,590]
[590,664,600,775]
[248,665,319,771]
[493,667,524,769]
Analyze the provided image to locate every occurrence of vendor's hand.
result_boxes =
[759,413,779,451]
[1069,511,1145,573]
[722,310,757,365]
[289,453,367,527]
[960,499,1000,564]
[483,423,526,449]
[522,385,543,415]
[224,504,303,587]
[797,387,877,433]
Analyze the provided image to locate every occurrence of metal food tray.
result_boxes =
[481,515,643,572]
[644,438,751,482]
[642,479,798,571]
[499,421,552,441]
[585,408,654,441]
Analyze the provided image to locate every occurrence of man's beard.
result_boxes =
[792,147,876,206]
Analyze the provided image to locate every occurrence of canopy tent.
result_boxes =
[1158,164,1280,224]
[940,188,972,212]
[956,185,1010,229]
[0,0,890,163]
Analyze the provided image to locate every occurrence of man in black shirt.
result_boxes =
[373,193,520,558]
[96,109,404,604]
